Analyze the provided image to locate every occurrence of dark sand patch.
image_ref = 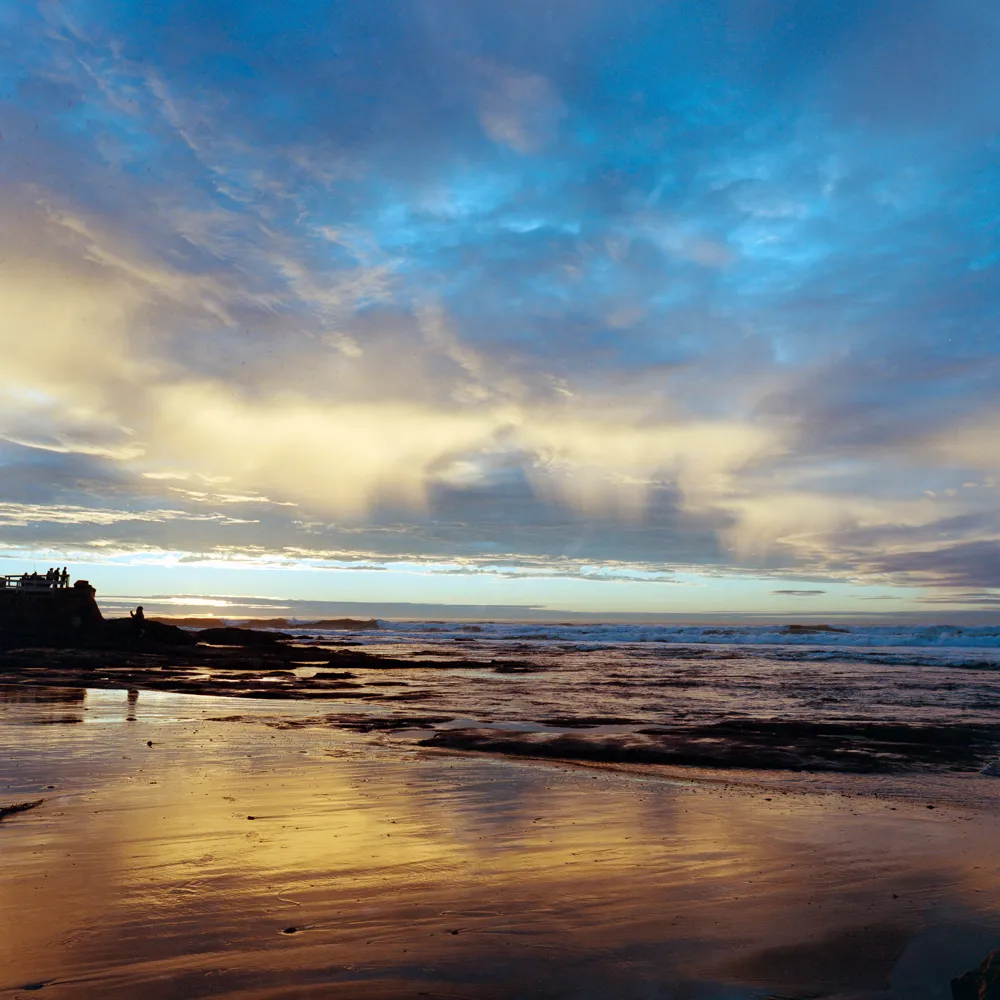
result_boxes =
[723,921,911,992]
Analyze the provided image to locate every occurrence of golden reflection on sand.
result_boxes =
[2,695,1000,998]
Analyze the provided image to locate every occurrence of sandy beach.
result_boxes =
[3,685,1000,999]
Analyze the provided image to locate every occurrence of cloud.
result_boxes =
[868,541,1000,590]
[771,589,826,596]
[476,63,566,154]
[0,501,253,528]
[2,0,1000,607]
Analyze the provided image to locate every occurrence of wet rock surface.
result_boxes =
[0,629,532,712]
[4,619,1000,777]
[420,718,1000,774]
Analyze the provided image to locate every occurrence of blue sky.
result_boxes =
[1,0,999,615]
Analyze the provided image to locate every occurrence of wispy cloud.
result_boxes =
[0,502,255,527]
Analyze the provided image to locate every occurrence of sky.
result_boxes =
[1,0,999,617]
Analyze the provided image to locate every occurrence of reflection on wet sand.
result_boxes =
[0,684,85,705]
[2,693,1000,998]
[0,684,87,728]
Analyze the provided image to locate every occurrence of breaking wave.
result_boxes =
[370,622,1000,648]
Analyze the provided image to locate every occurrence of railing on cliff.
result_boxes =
[0,573,73,592]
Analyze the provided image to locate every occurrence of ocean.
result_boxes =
[87,614,1000,784]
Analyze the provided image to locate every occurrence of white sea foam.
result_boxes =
[365,621,1000,648]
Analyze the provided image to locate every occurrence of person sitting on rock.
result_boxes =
[130,605,146,639]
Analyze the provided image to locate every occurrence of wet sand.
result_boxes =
[3,687,1000,998]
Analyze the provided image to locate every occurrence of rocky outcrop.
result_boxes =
[0,580,103,639]
[237,617,380,630]
[103,618,197,646]
[194,627,293,646]
[780,624,849,634]
[303,618,380,630]
[149,616,227,628]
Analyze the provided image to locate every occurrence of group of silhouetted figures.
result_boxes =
[13,567,70,589]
